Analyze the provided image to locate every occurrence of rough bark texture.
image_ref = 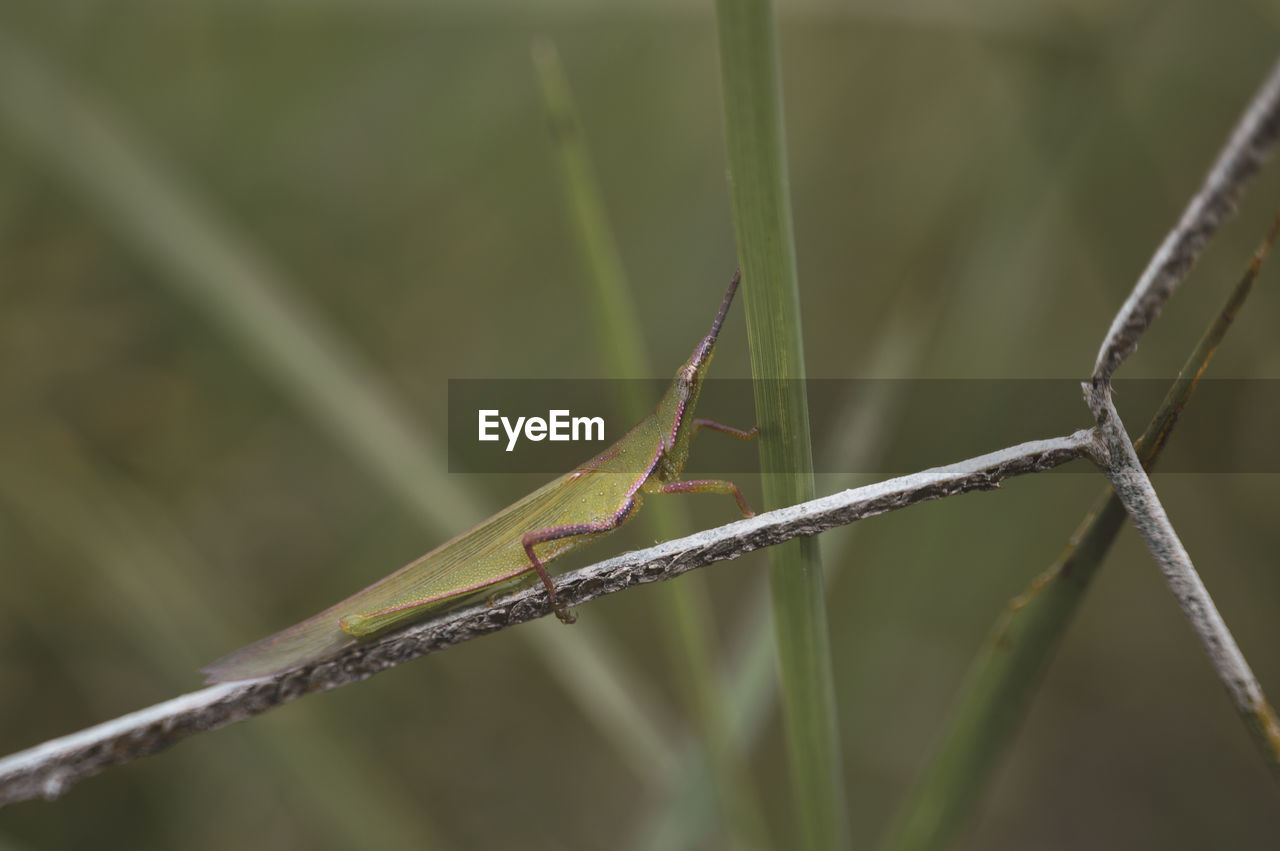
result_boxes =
[0,430,1096,807]
[7,47,1280,821]
[1084,383,1280,775]
[1092,56,1280,381]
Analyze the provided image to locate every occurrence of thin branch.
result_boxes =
[1092,55,1280,381]
[0,28,678,791]
[533,39,770,844]
[0,430,1096,807]
[1084,383,1280,776]
[715,1,845,846]
[1085,56,1280,776]
[885,206,1280,851]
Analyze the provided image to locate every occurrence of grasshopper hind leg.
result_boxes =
[521,494,642,623]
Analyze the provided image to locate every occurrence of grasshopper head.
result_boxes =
[677,264,740,396]
[654,269,741,475]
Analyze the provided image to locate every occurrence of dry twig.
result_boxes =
[1084,53,1280,778]
[0,431,1095,807]
[1083,384,1280,775]
[5,42,1280,826]
[1093,56,1280,381]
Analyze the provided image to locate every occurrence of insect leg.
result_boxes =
[650,479,755,518]
[522,495,639,624]
[693,419,758,441]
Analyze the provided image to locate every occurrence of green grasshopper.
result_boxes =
[202,270,756,682]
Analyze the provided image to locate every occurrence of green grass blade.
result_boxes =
[632,277,941,848]
[715,2,849,848]
[530,39,650,404]
[882,207,1280,851]
[533,39,771,848]
[0,23,672,807]
[524,618,680,783]
[0,416,442,850]
[0,28,485,538]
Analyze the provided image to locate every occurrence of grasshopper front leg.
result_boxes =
[658,419,758,515]
[692,419,759,441]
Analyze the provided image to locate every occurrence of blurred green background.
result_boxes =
[2,2,1279,849]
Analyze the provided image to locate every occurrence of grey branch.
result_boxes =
[1083,54,1280,777]
[1092,55,1280,381]
[0,429,1097,807]
[1084,383,1280,774]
